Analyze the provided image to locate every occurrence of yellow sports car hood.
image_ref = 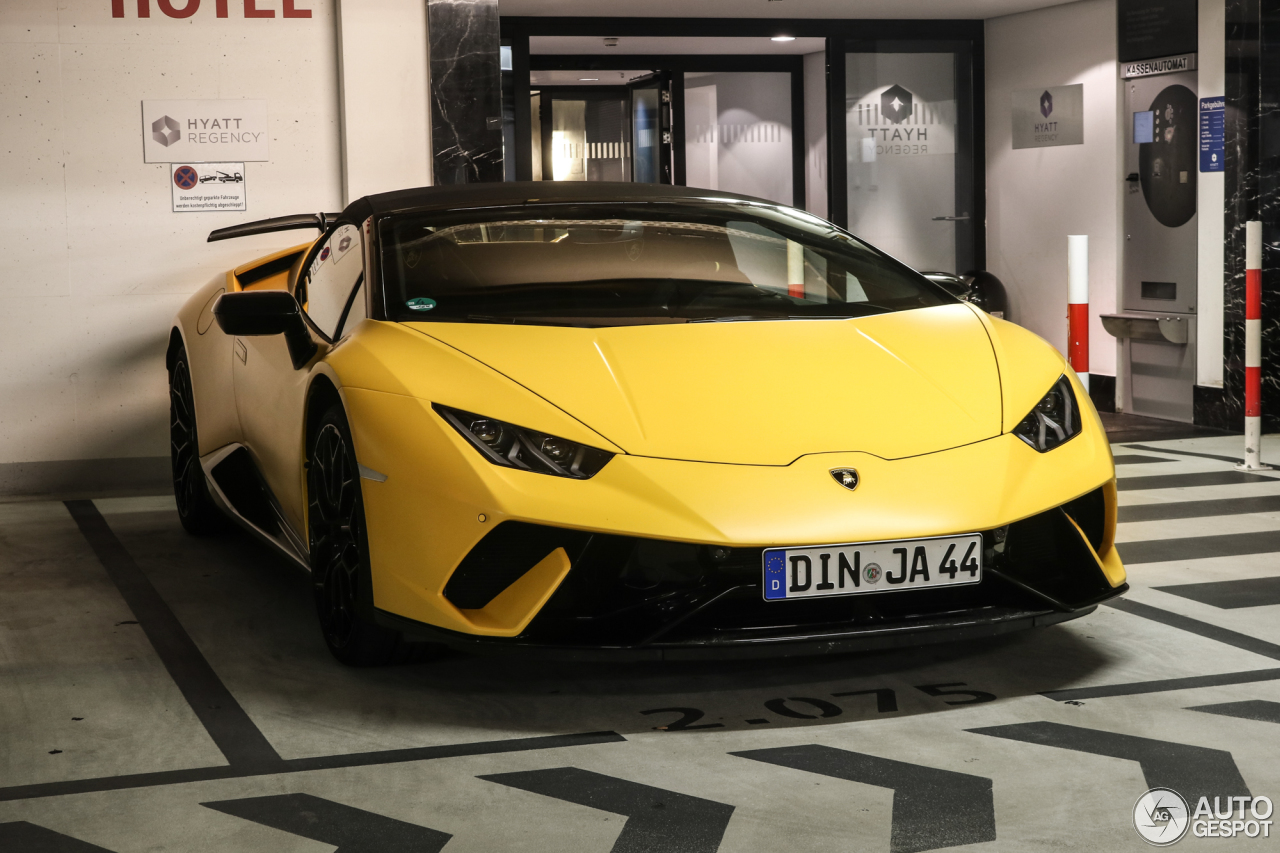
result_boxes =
[409,303,1002,465]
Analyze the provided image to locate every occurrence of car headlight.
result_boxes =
[1013,375,1082,452]
[433,404,614,479]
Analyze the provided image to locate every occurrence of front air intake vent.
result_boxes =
[444,522,592,609]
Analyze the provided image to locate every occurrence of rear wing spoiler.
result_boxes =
[207,212,342,243]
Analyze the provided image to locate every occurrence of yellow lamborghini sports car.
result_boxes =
[168,183,1126,666]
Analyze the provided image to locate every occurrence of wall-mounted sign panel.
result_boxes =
[1118,0,1198,63]
[1199,96,1225,172]
[171,163,247,213]
[1012,84,1083,149]
[1122,53,1197,79]
[143,100,268,163]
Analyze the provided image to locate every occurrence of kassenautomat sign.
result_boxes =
[848,83,955,161]
[141,99,269,163]
[1122,52,1197,78]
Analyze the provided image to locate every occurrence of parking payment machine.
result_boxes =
[1103,54,1199,422]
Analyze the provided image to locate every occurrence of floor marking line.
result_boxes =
[969,722,1250,803]
[62,499,283,770]
[203,793,452,853]
[1187,699,1280,723]
[1101,598,1280,660]
[1116,529,1280,564]
[1111,454,1175,465]
[1116,470,1280,491]
[481,767,734,853]
[0,821,116,851]
[733,745,995,853]
[1041,667,1280,701]
[1124,444,1245,464]
[1118,493,1280,522]
[1155,575,1280,609]
[0,731,626,803]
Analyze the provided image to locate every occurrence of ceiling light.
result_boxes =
[771,36,795,42]
[579,78,599,81]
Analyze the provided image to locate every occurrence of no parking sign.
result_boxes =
[169,162,247,213]
[172,165,199,190]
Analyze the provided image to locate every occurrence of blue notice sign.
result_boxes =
[1200,96,1225,172]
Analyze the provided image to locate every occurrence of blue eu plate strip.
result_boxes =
[764,550,787,600]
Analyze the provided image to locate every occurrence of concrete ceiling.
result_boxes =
[531,36,827,55]
[530,69,655,85]
[501,0,1079,21]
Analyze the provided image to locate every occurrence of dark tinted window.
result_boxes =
[380,202,954,326]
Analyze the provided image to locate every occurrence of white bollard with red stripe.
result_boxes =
[1237,221,1271,470]
[1067,235,1089,391]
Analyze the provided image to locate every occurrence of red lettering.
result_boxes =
[158,0,200,17]
[283,0,310,17]
[244,0,274,17]
[112,0,125,17]
[216,0,228,16]
[137,0,151,17]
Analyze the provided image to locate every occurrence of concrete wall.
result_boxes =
[0,1,433,495]
[337,0,433,202]
[985,0,1121,379]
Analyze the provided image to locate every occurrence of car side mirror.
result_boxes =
[213,290,317,369]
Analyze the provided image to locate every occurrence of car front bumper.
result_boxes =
[346,384,1125,647]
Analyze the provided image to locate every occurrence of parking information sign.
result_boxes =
[170,162,247,212]
[1200,97,1225,172]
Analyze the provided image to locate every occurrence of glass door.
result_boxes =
[683,71,794,205]
[844,46,974,274]
[535,87,632,182]
[629,74,672,184]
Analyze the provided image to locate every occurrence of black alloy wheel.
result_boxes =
[169,347,225,535]
[308,404,434,666]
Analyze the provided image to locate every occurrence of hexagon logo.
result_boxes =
[152,115,180,147]
[881,84,913,125]
[1040,90,1054,118]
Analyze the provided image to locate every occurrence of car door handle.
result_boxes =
[932,215,970,221]
[234,339,248,364]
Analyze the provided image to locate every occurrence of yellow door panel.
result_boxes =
[232,333,316,535]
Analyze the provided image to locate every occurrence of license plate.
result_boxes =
[762,533,983,601]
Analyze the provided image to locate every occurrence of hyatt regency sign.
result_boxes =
[1012,84,1084,149]
[141,99,269,163]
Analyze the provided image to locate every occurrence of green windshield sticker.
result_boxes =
[405,297,437,312]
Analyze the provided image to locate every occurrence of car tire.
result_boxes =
[169,345,226,536]
[308,403,440,666]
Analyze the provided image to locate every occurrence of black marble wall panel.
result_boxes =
[1198,0,1280,430]
[429,0,503,183]
[1259,0,1280,429]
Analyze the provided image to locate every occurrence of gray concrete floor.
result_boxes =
[3,435,1280,851]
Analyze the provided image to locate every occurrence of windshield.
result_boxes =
[379,202,954,326]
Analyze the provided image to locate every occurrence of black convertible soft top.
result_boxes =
[208,182,781,243]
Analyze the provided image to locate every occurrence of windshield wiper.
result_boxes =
[686,315,786,323]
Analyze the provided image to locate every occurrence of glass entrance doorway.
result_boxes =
[504,23,983,276]
[845,48,973,273]
[684,71,794,205]
[527,61,799,202]
[531,72,672,184]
